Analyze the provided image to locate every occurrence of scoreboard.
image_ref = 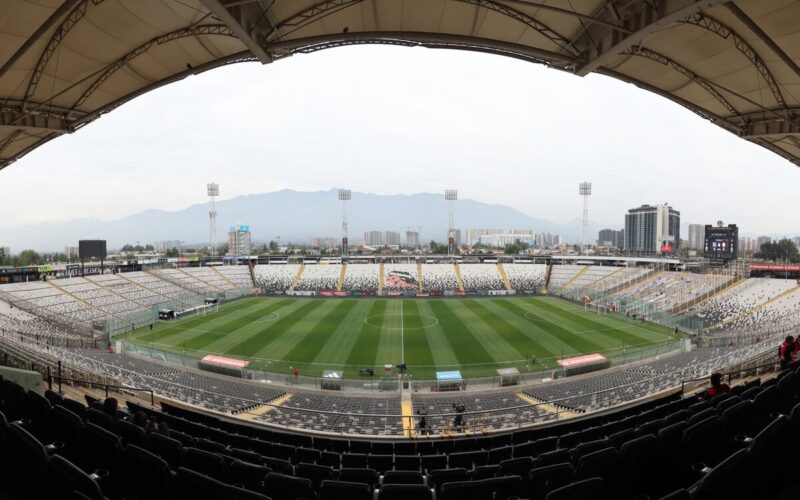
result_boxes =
[704,224,738,262]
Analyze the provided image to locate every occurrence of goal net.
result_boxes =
[584,303,608,316]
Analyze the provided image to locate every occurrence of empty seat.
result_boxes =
[440,479,493,500]
[620,434,663,498]
[146,432,185,470]
[544,477,606,500]
[175,466,270,500]
[339,468,379,488]
[499,456,535,478]
[47,454,105,500]
[112,419,146,447]
[368,454,393,473]
[184,447,228,481]
[428,467,468,495]
[528,463,574,500]
[378,483,433,500]
[296,462,337,489]
[121,444,173,500]
[320,479,372,500]
[264,471,315,500]
[230,459,271,492]
[383,470,424,485]
[691,449,752,500]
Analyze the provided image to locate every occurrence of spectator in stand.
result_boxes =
[703,373,730,400]
[103,397,120,419]
[779,336,795,370]
[293,367,300,382]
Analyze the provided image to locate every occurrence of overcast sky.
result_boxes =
[1,45,799,238]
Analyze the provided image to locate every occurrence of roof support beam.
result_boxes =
[732,108,800,139]
[679,13,784,108]
[623,46,738,115]
[266,32,576,67]
[573,0,732,76]
[0,0,82,80]
[200,0,272,63]
[725,3,800,79]
[0,109,70,134]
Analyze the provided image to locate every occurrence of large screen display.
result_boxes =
[78,240,107,260]
[704,225,737,261]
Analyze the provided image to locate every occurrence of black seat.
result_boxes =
[50,405,84,461]
[111,419,145,447]
[146,432,185,470]
[47,454,105,500]
[60,398,88,420]
[296,462,337,490]
[691,448,752,500]
[230,459,271,491]
[175,466,271,500]
[421,454,446,472]
[368,454,393,473]
[5,423,49,499]
[184,447,228,481]
[120,444,173,500]
[378,483,433,500]
[748,415,790,499]
[440,479,493,500]
[571,439,609,465]
[487,445,513,464]
[499,456,535,478]
[81,422,123,475]
[1,379,27,421]
[472,464,499,479]
[528,463,574,500]
[544,477,606,500]
[342,452,368,468]
[488,474,525,500]
[620,434,663,498]
[395,454,421,471]
[319,479,372,500]
[86,408,114,430]
[682,416,724,467]
[339,467,379,488]
[720,400,756,438]
[535,448,571,467]
[428,468,468,496]
[264,472,316,500]
[575,447,620,488]
[297,446,322,464]
[383,470,424,485]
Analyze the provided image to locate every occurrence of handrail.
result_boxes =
[49,373,155,406]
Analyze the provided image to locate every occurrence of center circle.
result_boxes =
[364,313,439,330]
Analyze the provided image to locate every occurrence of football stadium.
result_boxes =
[2,2,800,500]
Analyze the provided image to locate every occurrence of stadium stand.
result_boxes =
[216,266,255,288]
[459,264,506,291]
[611,272,736,311]
[293,265,341,292]
[548,266,586,290]
[503,264,547,291]
[421,265,459,292]
[341,264,380,292]
[255,265,301,293]
[414,393,556,431]
[1,361,796,500]
[382,264,420,291]
[692,278,800,331]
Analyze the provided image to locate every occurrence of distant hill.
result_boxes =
[7,189,613,251]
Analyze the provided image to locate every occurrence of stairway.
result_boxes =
[543,260,553,293]
[336,264,347,292]
[454,263,465,292]
[561,266,589,291]
[497,263,512,291]
[210,265,238,288]
[378,263,384,294]
[287,265,305,293]
[417,262,423,292]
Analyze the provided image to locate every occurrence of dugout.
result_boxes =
[497,367,520,386]
[321,370,343,391]
[436,371,463,392]
[158,309,175,320]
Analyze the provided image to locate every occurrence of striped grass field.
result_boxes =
[125,296,680,379]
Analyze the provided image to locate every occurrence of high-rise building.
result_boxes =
[756,236,772,251]
[624,204,680,255]
[597,229,624,248]
[478,234,531,248]
[310,237,338,248]
[227,225,252,256]
[364,231,383,246]
[687,224,705,250]
[154,240,182,252]
[405,230,420,248]
[64,246,78,260]
[384,231,401,246]
[467,228,533,246]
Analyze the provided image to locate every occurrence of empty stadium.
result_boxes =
[3,2,800,500]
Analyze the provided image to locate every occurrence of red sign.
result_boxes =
[750,264,800,272]
[660,244,673,253]
[201,355,249,369]
[557,353,608,368]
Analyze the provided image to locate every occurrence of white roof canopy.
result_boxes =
[1,0,799,170]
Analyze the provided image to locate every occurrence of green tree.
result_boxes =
[17,249,42,266]
[756,239,799,263]
[121,244,134,252]
[165,247,180,258]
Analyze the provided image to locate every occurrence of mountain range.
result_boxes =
[7,189,616,251]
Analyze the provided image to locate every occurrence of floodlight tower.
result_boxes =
[579,182,591,255]
[338,188,351,256]
[207,183,219,257]
[444,189,458,255]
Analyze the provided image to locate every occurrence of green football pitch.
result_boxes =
[125,296,680,379]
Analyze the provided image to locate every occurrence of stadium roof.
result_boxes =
[1,1,799,171]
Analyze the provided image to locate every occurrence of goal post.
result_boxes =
[584,302,608,316]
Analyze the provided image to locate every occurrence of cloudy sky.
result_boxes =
[1,45,799,237]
